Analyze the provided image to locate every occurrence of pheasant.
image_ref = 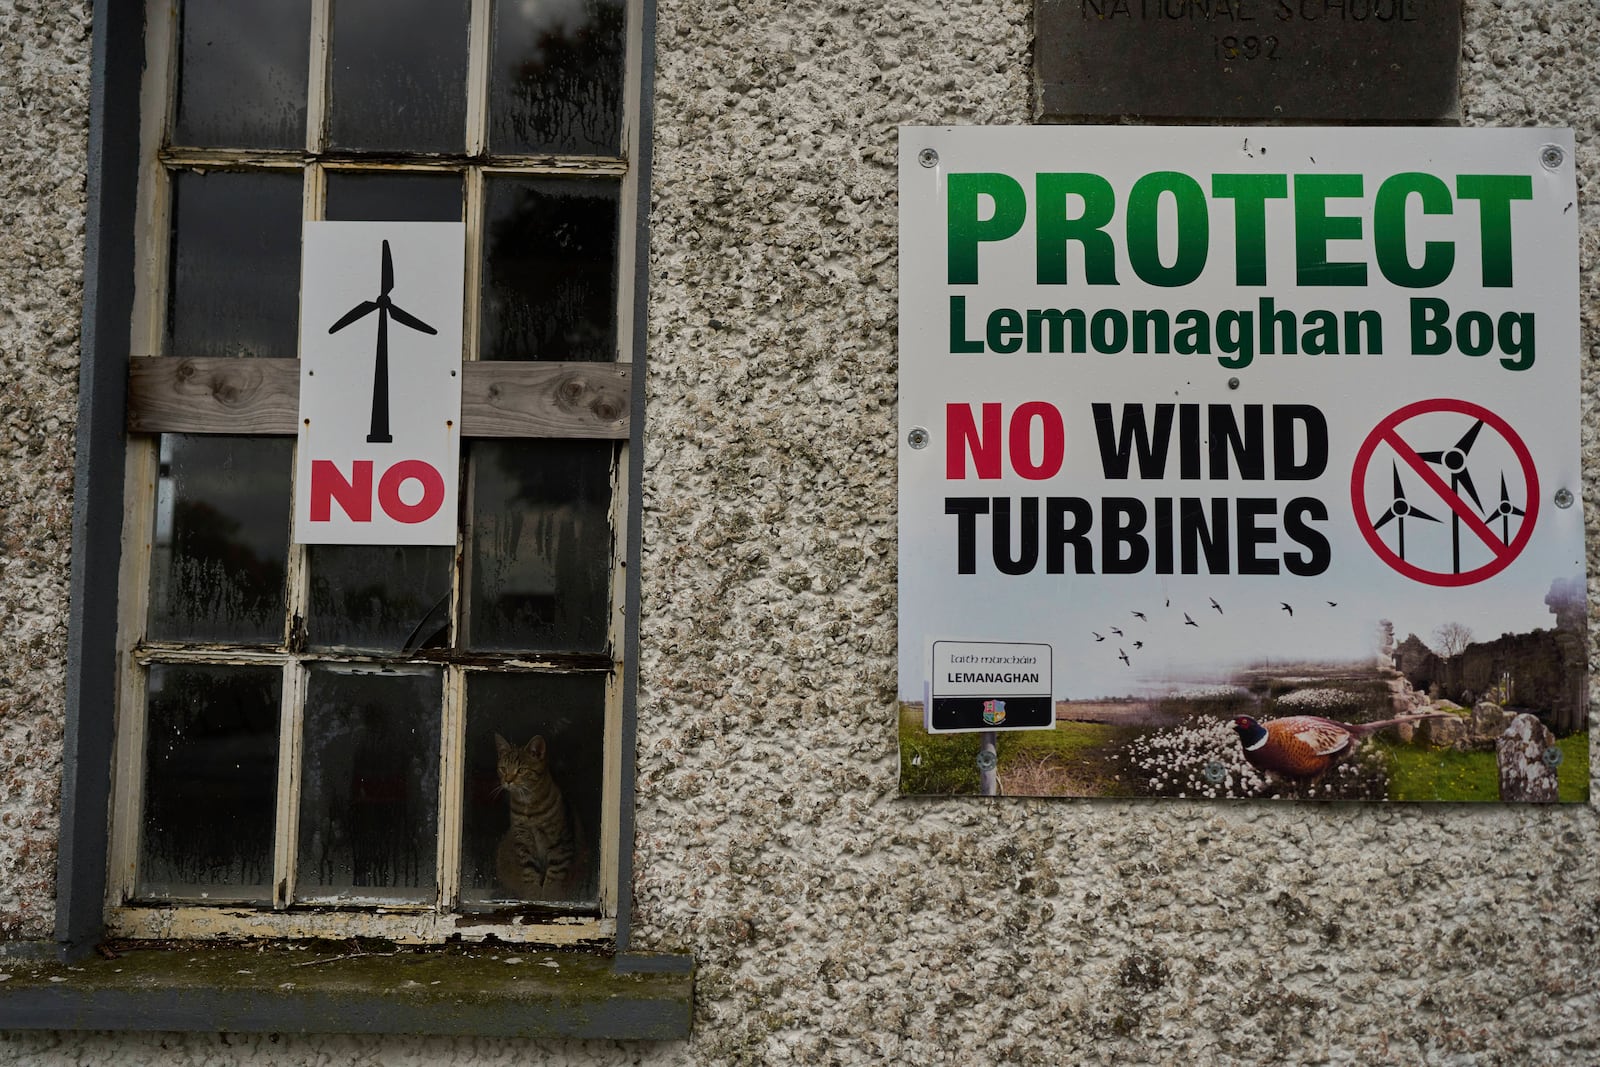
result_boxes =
[1232,713,1447,782]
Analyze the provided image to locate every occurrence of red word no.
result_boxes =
[945,402,1065,480]
[310,459,446,524]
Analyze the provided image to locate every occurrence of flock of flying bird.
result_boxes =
[1090,595,1340,668]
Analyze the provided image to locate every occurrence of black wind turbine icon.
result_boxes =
[328,239,436,444]
[1373,461,1440,561]
[1482,472,1526,543]
[1419,419,1484,574]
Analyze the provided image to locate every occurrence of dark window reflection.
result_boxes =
[138,664,281,902]
[296,666,441,902]
[166,170,303,359]
[328,0,470,153]
[466,439,614,652]
[490,0,625,156]
[174,0,311,149]
[459,671,603,908]
[325,171,464,222]
[480,175,619,361]
[307,545,453,653]
[149,435,292,644]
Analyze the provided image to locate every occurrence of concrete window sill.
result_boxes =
[0,944,693,1039]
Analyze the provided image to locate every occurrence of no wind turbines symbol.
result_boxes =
[328,239,437,444]
[1351,398,1539,587]
[295,222,465,546]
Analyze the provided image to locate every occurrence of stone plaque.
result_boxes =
[1037,0,1461,121]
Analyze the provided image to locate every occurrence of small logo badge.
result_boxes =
[982,699,1006,726]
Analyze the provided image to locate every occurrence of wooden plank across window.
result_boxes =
[126,356,631,439]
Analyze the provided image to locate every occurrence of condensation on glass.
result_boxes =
[458,671,605,908]
[165,170,304,359]
[295,666,442,902]
[307,545,453,653]
[480,175,620,361]
[489,0,626,156]
[173,0,311,149]
[465,439,615,653]
[327,0,471,153]
[148,435,293,644]
[137,664,282,902]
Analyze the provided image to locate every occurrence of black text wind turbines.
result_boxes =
[1373,461,1441,561]
[327,239,437,444]
[1482,472,1526,544]
[1419,419,1483,574]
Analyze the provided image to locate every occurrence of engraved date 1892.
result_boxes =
[1215,34,1281,59]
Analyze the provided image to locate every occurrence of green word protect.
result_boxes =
[947,171,1532,289]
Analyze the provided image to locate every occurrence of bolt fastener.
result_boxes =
[975,749,998,771]
[1227,377,1240,390]
[1540,144,1565,170]
[907,426,930,449]
[1555,488,1574,509]
[918,148,939,169]
[1202,761,1227,784]
[1542,746,1564,769]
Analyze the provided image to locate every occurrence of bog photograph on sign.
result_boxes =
[897,125,1587,803]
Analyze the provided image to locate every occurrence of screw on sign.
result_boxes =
[1350,399,1539,588]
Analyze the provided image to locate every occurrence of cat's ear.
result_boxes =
[527,735,547,759]
[494,733,512,757]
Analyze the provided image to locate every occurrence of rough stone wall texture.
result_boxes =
[2,1,1599,1065]
[0,0,91,944]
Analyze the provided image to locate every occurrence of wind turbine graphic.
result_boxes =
[1372,461,1440,561]
[1481,472,1527,544]
[1418,419,1483,574]
[327,239,437,444]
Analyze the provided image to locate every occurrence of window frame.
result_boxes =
[55,0,655,955]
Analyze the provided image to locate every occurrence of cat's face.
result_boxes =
[494,733,548,792]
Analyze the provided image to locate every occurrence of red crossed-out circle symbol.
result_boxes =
[1350,398,1538,588]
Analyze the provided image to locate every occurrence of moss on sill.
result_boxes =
[0,942,693,1038]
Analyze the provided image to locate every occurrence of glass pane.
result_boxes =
[325,171,464,222]
[465,440,614,652]
[173,0,311,149]
[480,175,619,361]
[149,435,293,644]
[138,664,281,902]
[307,545,452,653]
[295,666,441,902]
[166,169,303,359]
[327,0,470,153]
[460,672,604,907]
[489,0,626,156]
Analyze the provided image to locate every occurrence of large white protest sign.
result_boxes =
[897,126,1585,800]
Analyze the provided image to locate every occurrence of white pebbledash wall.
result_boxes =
[2,1,1597,1063]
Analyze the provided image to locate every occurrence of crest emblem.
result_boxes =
[982,699,1006,726]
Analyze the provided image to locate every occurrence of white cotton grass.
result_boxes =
[1116,712,1392,801]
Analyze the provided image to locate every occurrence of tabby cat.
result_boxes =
[493,733,588,900]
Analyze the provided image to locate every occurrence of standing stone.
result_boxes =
[1497,713,1560,803]
[1472,701,1510,741]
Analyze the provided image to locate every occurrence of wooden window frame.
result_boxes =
[89,0,650,948]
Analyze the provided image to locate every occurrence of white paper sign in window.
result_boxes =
[295,221,465,545]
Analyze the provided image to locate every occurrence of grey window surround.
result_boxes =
[0,0,690,1037]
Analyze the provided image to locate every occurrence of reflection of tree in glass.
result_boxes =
[469,441,613,652]
[482,179,619,361]
[493,0,624,154]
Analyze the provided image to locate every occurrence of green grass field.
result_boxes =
[1374,732,1589,803]
[897,706,1134,796]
